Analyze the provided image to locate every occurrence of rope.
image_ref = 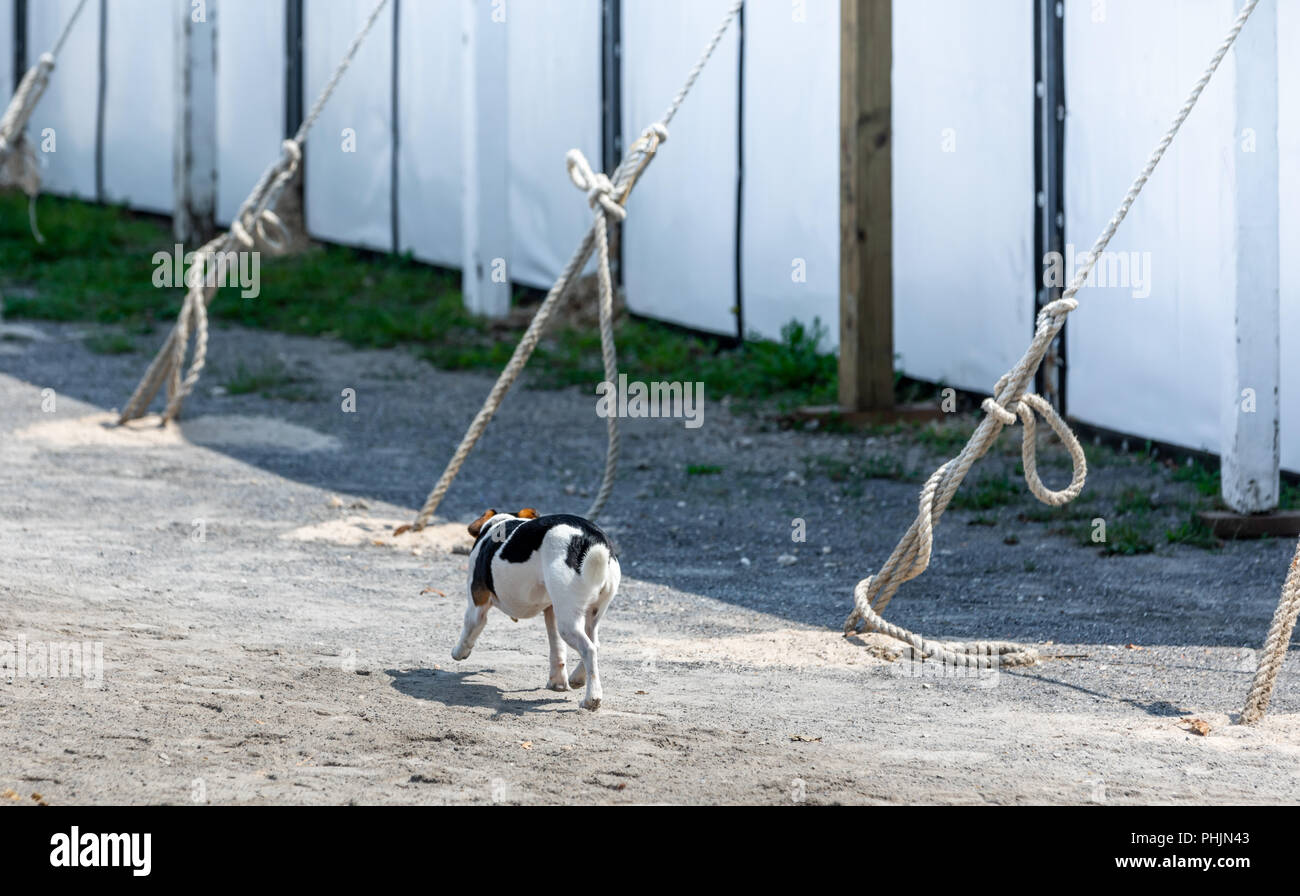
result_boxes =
[118,0,389,425]
[845,0,1261,669]
[0,0,93,241]
[407,0,744,530]
[1241,538,1300,723]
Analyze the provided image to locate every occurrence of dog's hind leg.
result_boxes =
[558,620,600,710]
[544,606,569,691]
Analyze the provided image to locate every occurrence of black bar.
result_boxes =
[600,0,623,284]
[13,0,26,89]
[0,806,1286,881]
[1033,0,1067,413]
[284,0,304,139]
[733,2,745,342]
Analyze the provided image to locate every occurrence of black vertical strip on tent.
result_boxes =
[390,0,399,254]
[600,0,622,283]
[733,2,744,342]
[1033,0,1067,413]
[94,0,106,202]
[13,0,26,90]
[284,0,304,222]
[284,0,304,137]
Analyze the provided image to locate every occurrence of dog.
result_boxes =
[452,508,621,711]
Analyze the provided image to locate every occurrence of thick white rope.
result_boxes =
[1241,537,1300,723]
[0,0,93,241]
[407,0,744,530]
[118,0,389,425]
[846,0,1261,670]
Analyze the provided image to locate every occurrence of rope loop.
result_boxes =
[1015,393,1088,506]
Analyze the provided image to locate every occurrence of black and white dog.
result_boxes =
[452,509,621,710]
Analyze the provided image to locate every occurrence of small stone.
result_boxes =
[740,557,751,567]
[326,496,344,508]
[777,554,797,567]
[564,484,577,495]
[821,546,832,554]
[781,470,805,486]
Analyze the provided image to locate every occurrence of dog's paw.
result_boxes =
[546,677,569,692]
[568,667,587,687]
[580,696,601,711]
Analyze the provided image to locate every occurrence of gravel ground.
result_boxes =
[1,320,1297,805]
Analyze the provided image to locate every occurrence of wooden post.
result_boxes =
[838,0,893,412]
[1223,0,1278,515]
[173,0,217,246]
[460,0,510,318]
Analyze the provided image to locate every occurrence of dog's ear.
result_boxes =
[467,509,497,538]
[516,508,539,520]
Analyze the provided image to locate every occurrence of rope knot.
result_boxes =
[565,149,625,221]
[981,397,1017,426]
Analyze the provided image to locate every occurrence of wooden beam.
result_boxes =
[1222,0,1279,513]
[173,0,217,246]
[838,0,893,411]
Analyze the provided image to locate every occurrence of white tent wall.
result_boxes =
[1063,0,1237,459]
[303,0,394,252]
[620,0,740,337]
[506,0,601,291]
[101,0,173,213]
[215,0,285,227]
[396,0,461,268]
[740,0,839,348]
[1279,0,1299,474]
[892,0,1035,394]
[27,0,100,200]
[0,1,11,101]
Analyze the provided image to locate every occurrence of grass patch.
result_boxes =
[1165,513,1221,550]
[1100,520,1157,556]
[950,474,1021,511]
[685,464,722,476]
[1171,460,1220,498]
[84,331,136,355]
[0,196,876,411]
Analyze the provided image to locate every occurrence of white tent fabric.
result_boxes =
[506,0,601,291]
[1064,0,1236,458]
[216,0,285,227]
[1280,0,1299,473]
[395,0,461,268]
[892,0,1035,394]
[621,0,740,337]
[740,0,839,347]
[303,0,394,252]
[26,0,99,200]
[101,0,173,213]
[0,1,12,102]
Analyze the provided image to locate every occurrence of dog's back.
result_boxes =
[500,513,620,598]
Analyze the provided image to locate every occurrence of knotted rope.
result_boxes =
[1241,538,1300,723]
[0,0,92,242]
[118,0,389,425]
[406,0,744,530]
[846,0,1261,670]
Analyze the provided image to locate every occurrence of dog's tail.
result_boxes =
[581,543,612,591]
